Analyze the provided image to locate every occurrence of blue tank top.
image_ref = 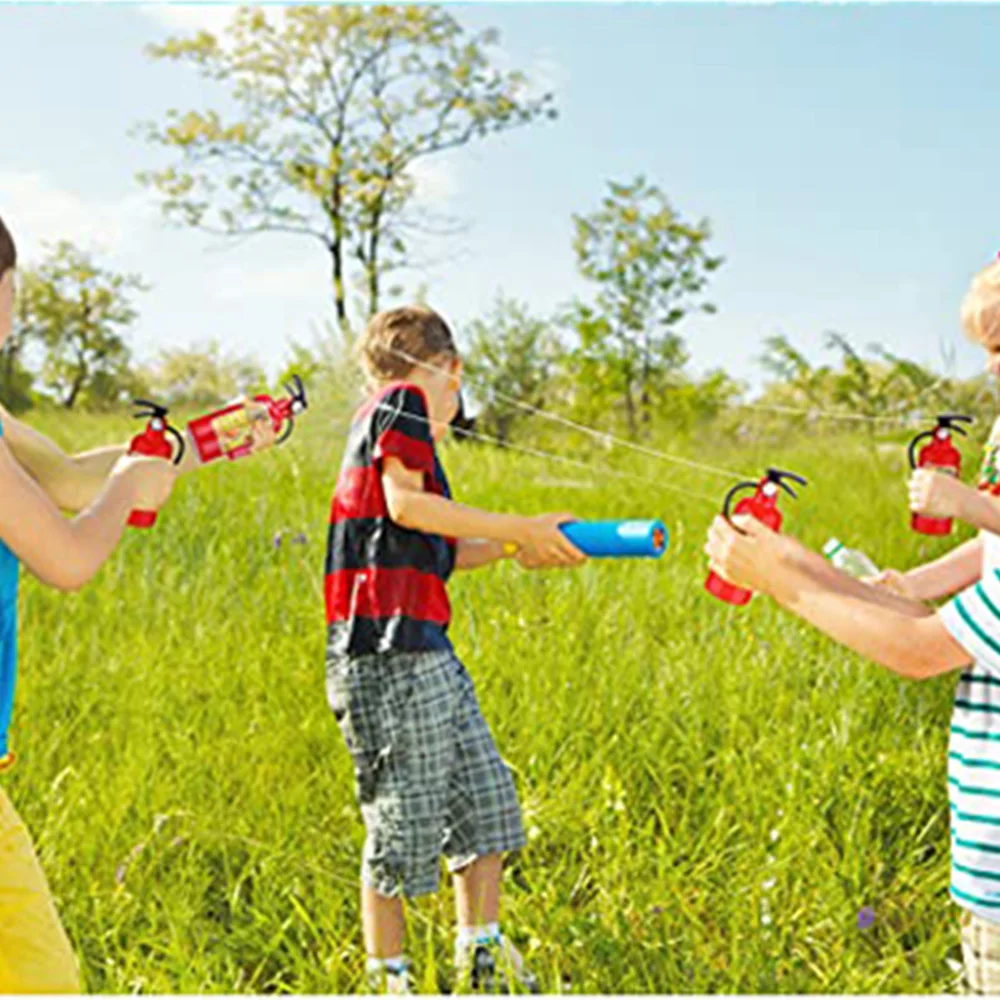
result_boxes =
[0,415,20,764]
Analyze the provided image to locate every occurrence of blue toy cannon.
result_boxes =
[560,519,667,558]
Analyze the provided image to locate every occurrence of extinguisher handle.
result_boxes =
[721,481,759,523]
[165,425,186,466]
[767,468,808,499]
[132,398,170,421]
[272,375,307,444]
[908,430,935,470]
[940,413,974,434]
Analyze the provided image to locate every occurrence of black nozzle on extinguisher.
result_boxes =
[908,414,974,469]
[131,398,186,465]
[936,414,974,435]
[764,467,808,498]
[132,399,170,422]
[284,374,308,415]
[721,468,808,522]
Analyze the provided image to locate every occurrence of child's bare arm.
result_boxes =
[454,539,512,571]
[381,457,585,567]
[0,407,128,513]
[871,537,983,602]
[0,441,176,591]
[705,516,971,680]
[0,402,274,513]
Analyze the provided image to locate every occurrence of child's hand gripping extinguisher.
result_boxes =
[187,375,309,464]
[704,468,808,606]
[907,414,973,536]
[127,400,186,529]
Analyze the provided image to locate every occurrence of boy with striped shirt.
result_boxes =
[705,258,1000,993]
[325,306,585,994]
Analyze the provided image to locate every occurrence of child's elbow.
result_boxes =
[897,656,940,682]
[46,566,90,593]
[36,553,93,593]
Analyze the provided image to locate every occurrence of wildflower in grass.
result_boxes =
[857,906,876,930]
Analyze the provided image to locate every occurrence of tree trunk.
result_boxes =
[624,382,637,439]
[367,225,380,319]
[328,180,351,346]
[330,242,349,343]
[64,370,86,410]
[364,181,389,320]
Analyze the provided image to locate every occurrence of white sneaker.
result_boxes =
[366,959,413,995]
[457,937,540,994]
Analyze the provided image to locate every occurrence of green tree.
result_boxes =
[759,333,835,408]
[463,296,557,444]
[0,292,37,413]
[18,242,144,410]
[566,176,722,437]
[756,331,967,432]
[136,4,556,341]
[141,339,266,408]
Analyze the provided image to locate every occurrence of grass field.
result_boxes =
[6,397,982,993]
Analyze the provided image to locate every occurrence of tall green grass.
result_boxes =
[6,402,980,992]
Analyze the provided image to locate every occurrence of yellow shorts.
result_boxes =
[0,785,80,993]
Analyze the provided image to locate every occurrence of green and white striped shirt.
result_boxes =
[941,529,1000,921]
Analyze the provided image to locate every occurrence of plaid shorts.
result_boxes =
[326,646,526,898]
[961,908,1000,994]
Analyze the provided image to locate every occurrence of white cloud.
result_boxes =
[0,171,162,263]
[139,3,245,35]
[407,156,460,209]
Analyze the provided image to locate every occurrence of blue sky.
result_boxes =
[0,1,997,390]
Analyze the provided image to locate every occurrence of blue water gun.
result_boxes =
[561,519,667,558]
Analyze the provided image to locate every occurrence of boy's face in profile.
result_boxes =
[423,354,462,441]
[0,271,12,349]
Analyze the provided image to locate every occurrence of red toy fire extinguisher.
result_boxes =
[127,400,186,529]
[907,414,973,536]
[705,468,808,606]
[187,375,308,465]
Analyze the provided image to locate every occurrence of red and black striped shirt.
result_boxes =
[325,383,457,657]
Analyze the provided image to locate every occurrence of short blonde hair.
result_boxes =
[961,259,1000,344]
[356,305,457,386]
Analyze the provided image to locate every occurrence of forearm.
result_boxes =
[1,410,127,512]
[768,544,966,679]
[2,457,136,592]
[59,480,137,587]
[1,411,208,513]
[961,489,1000,537]
[454,539,511,571]
[59,445,128,511]
[903,537,983,601]
[388,489,528,544]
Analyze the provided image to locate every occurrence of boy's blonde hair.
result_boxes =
[356,306,458,386]
[961,259,1000,344]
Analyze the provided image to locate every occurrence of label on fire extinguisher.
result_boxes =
[211,407,254,455]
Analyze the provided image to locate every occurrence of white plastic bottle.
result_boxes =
[823,537,879,578]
